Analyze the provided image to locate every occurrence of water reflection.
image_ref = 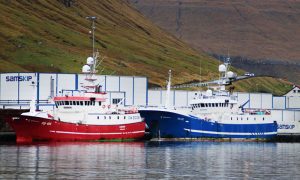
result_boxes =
[0,142,146,179]
[0,142,300,179]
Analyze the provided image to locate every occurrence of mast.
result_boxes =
[86,16,97,74]
[165,70,172,109]
[82,16,98,92]
[29,81,37,113]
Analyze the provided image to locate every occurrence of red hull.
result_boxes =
[5,115,145,143]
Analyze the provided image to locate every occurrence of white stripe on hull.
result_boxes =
[49,130,144,135]
[184,129,277,135]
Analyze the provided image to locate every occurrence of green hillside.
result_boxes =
[0,0,223,86]
[228,77,293,96]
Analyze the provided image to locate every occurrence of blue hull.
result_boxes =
[139,109,277,139]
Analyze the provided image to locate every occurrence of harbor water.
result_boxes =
[0,141,300,179]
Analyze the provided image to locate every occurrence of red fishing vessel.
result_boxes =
[5,17,145,143]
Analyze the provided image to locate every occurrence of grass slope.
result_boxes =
[0,0,222,86]
[229,77,293,96]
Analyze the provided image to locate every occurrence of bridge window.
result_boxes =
[117,116,119,119]
[72,101,75,105]
[231,117,232,120]
[98,101,102,106]
[216,103,218,107]
[80,101,83,105]
[201,103,205,107]
[212,103,215,107]
[65,101,69,105]
[92,101,95,106]
[76,101,79,105]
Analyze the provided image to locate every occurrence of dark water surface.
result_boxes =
[0,141,299,179]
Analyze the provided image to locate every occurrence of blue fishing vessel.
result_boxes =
[139,61,277,139]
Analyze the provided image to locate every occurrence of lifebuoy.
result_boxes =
[102,105,105,108]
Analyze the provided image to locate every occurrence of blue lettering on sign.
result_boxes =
[5,76,32,82]
[278,124,295,129]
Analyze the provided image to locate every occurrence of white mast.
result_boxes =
[29,81,37,113]
[82,16,98,92]
[165,70,172,109]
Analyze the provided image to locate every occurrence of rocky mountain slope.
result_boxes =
[130,0,300,84]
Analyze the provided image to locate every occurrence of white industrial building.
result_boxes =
[0,73,147,109]
[284,85,300,97]
[1,72,300,135]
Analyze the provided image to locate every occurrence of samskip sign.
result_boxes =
[6,76,32,82]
